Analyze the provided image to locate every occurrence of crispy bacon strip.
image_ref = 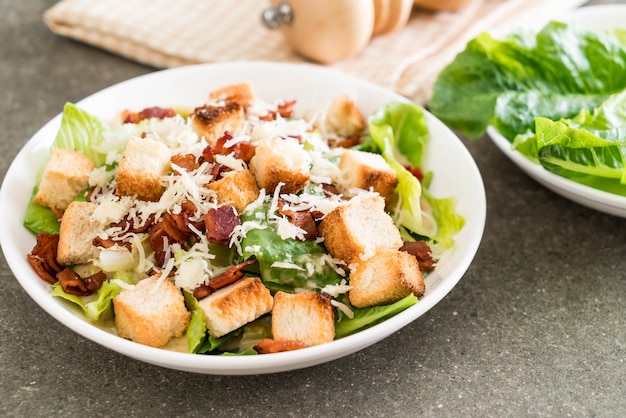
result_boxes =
[171,153,200,172]
[404,164,424,182]
[193,259,257,300]
[122,106,176,124]
[204,206,240,245]
[110,213,154,234]
[258,100,296,121]
[328,134,361,148]
[213,132,256,163]
[57,269,106,296]
[400,240,436,272]
[149,201,206,267]
[254,338,307,354]
[27,232,63,284]
[278,200,317,240]
[277,100,296,118]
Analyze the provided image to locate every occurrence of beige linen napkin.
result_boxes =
[44,0,588,104]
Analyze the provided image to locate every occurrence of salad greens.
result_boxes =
[367,103,465,249]
[25,95,464,355]
[429,21,626,196]
[24,103,109,236]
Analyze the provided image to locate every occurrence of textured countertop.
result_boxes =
[1,1,624,416]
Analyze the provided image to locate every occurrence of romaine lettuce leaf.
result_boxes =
[23,187,61,235]
[240,208,343,292]
[368,102,464,248]
[430,21,626,139]
[183,291,208,353]
[335,294,418,338]
[51,279,121,321]
[53,102,109,167]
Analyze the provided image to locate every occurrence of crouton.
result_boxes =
[191,102,245,146]
[209,82,255,106]
[325,95,366,138]
[207,169,260,213]
[198,277,273,338]
[271,291,335,347]
[57,201,102,265]
[338,149,398,200]
[115,136,171,202]
[113,276,190,348]
[349,249,425,308]
[249,138,311,194]
[33,148,94,211]
[318,194,402,265]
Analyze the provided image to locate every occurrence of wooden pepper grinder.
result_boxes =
[261,0,413,64]
[262,0,472,64]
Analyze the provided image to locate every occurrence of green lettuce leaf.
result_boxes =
[51,279,121,321]
[430,21,626,139]
[335,294,418,338]
[24,103,108,234]
[240,208,343,292]
[368,102,464,248]
[23,187,60,235]
[52,102,109,167]
[510,89,626,194]
[183,291,208,354]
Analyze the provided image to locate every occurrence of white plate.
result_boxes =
[487,5,626,218]
[0,62,485,374]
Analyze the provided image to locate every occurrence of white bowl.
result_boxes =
[488,127,626,218]
[0,62,485,374]
[487,5,626,218]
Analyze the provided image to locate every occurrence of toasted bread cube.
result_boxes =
[115,136,171,202]
[249,138,311,194]
[207,169,260,213]
[57,201,102,265]
[319,195,402,265]
[349,249,425,308]
[325,95,366,137]
[198,277,273,338]
[191,102,245,146]
[209,82,255,106]
[113,276,191,348]
[34,149,94,211]
[338,150,398,199]
[271,291,335,347]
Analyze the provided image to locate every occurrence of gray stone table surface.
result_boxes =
[1,0,624,416]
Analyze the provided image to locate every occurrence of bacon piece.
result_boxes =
[148,202,206,267]
[122,106,176,124]
[400,240,436,272]
[192,283,212,300]
[192,259,257,300]
[110,213,155,234]
[277,100,296,118]
[204,206,240,245]
[328,134,361,148]
[200,145,215,164]
[92,237,117,249]
[278,200,317,240]
[259,100,297,121]
[56,269,106,296]
[171,153,200,172]
[27,232,63,284]
[213,132,256,163]
[404,164,424,182]
[254,338,307,354]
